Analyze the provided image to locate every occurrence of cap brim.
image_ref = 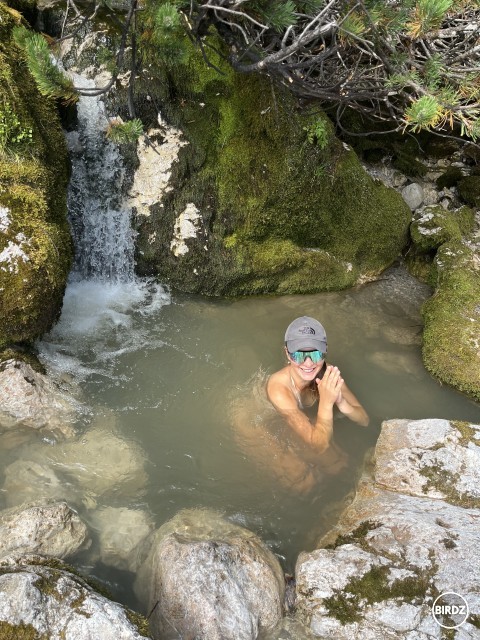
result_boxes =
[286,338,326,352]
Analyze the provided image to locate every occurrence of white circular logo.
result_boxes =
[432,592,469,629]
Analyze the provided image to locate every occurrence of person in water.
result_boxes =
[267,316,369,455]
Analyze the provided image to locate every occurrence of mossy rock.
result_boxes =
[0,2,72,349]
[457,175,480,208]
[410,205,475,253]
[422,241,480,401]
[436,166,463,190]
[0,621,47,640]
[134,39,411,295]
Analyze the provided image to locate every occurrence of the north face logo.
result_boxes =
[299,326,315,334]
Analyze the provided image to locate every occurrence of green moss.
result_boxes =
[392,152,428,178]
[134,36,411,295]
[125,609,151,637]
[457,176,480,208]
[0,621,47,640]
[450,420,478,446]
[436,167,463,190]
[0,2,72,349]
[323,564,434,625]
[422,241,480,401]
[325,521,379,550]
[410,206,463,253]
[419,464,480,508]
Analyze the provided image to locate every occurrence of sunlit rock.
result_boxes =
[374,419,480,502]
[295,418,480,637]
[0,501,90,560]
[0,555,149,639]
[127,125,188,220]
[88,507,154,572]
[0,360,77,437]
[135,508,285,640]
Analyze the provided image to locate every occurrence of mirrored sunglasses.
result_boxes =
[288,350,323,365]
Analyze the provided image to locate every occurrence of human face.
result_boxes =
[286,348,324,381]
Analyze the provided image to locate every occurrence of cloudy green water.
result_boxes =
[32,264,479,613]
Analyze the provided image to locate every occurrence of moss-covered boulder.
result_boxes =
[458,175,480,208]
[0,2,72,351]
[410,205,475,253]
[422,241,480,401]
[133,43,411,295]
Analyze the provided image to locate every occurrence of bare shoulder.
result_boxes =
[266,367,294,409]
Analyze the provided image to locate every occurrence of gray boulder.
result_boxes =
[0,359,78,438]
[135,508,285,640]
[0,501,90,560]
[295,418,480,638]
[0,555,150,640]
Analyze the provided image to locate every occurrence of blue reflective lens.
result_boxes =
[289,350,323,364]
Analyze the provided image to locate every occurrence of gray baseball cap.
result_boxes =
[284,316,327,353]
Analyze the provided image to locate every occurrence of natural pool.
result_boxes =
[12,263,473,614]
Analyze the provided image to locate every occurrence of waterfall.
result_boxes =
[38,75,170,377]
[66,76,135,282]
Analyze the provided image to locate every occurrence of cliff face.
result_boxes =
[0,2,72,353]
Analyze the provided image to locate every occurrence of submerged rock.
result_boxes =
[0,359,77,437]
[0,501,90,560]
[88,506,154,572]
[295,418,480,638]
[135,508,285,640]
[3,459,72,508]
[2,427,148,510]
[35,427,148,504]
[0,555,150,640]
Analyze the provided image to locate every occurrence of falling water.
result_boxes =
[66,76,135,282]
[39,75,170,378]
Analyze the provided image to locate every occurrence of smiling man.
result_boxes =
[267,316,369,454]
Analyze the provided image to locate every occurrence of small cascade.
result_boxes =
[38,74,169,377]
[66,75,135,282]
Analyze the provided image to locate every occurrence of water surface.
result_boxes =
[30,265,480,609]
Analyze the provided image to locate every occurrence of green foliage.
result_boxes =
[12,26,77,103]
[106,118,143,144]
[423,53,447,89]
[408,0,454,38]
[339,11,367,42]
[404,95,442,131]
[257,1,297,31]
[0,101,32,152]
[142,1,189,65]
[304,117,330,149]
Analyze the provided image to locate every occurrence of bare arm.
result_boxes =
[333,380,369,426]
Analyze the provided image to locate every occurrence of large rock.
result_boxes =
[0,501,90,560]
[295,419,480,638]
[0,359,78,437]
[0,555,150,640]
[135,508,285,640]
[0,5,72,351]
[422,239,480,401]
